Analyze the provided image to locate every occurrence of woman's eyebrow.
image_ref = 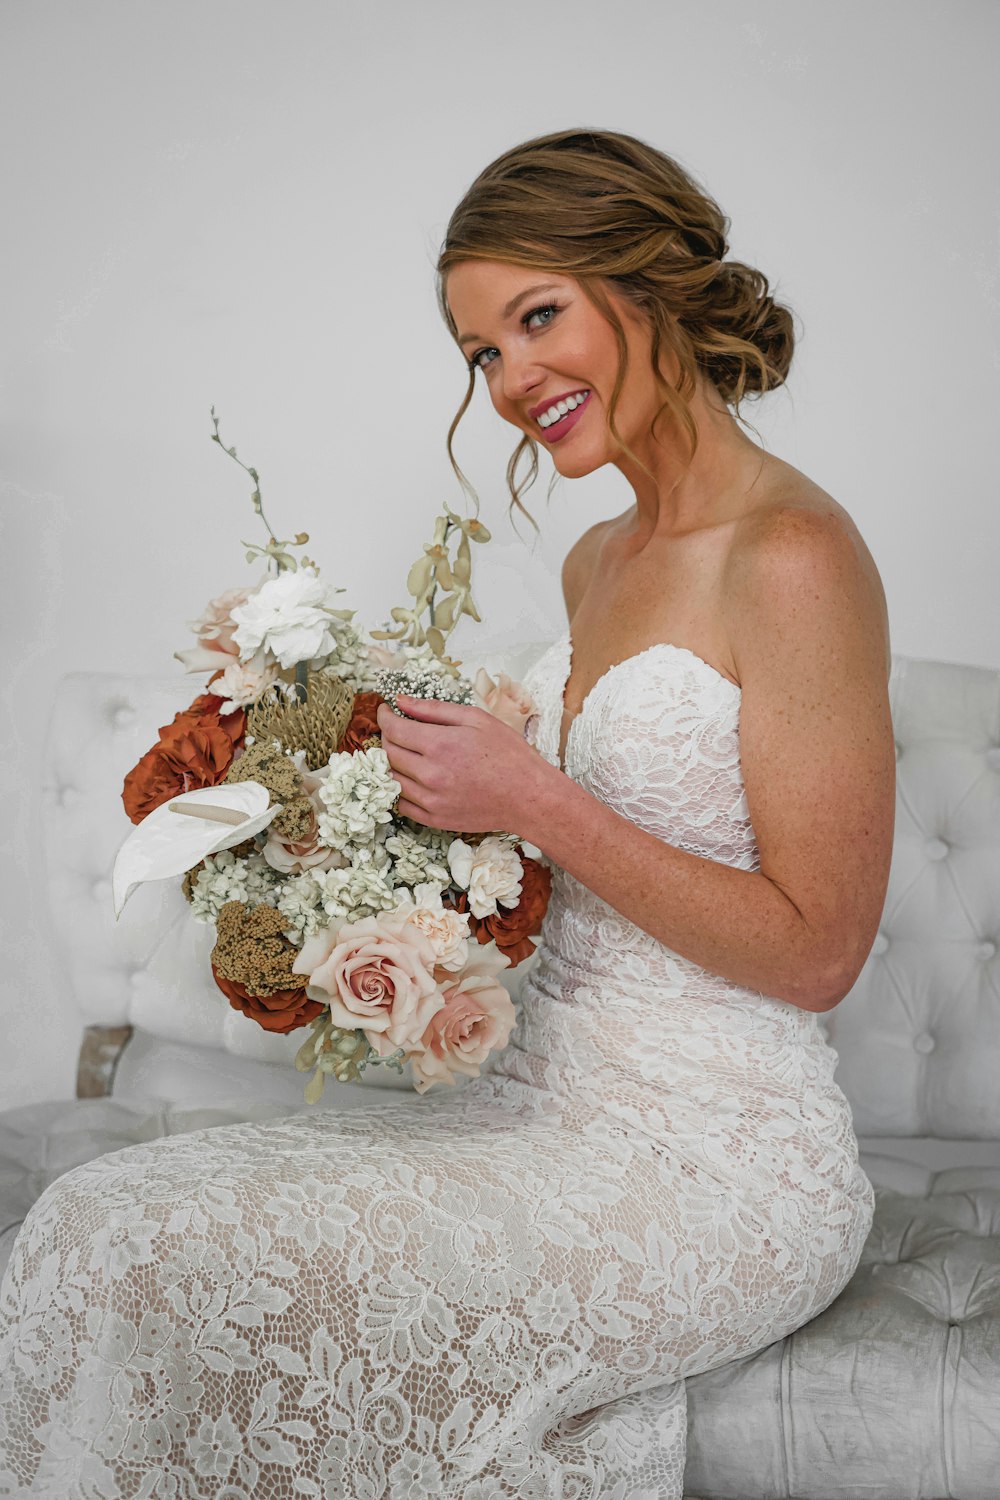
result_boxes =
[457,284,564,348]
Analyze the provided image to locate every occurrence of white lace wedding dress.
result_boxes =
[0,628,876,1499]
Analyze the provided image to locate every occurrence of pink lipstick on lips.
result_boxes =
[528,390,592,443]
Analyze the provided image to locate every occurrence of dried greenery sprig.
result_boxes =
[210,405,318,575]
[208,406,492,694]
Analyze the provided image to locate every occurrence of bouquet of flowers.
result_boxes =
[113,410,551,1102]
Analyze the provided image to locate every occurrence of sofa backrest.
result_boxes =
[819,654,1000,1139]
[41,650,1000,1133]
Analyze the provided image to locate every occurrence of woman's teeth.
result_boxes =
[538,390,589,428]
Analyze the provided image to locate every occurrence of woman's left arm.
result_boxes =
[522,507,897,1013]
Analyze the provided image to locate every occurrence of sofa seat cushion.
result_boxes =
[685,1160,1000,1499]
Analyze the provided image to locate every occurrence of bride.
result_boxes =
[0,128,894,1499]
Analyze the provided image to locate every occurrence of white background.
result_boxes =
[2,0,997,1109]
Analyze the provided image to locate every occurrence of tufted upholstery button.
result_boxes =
[894,740,903,761]
[924,837,949,861]
[976,940,997,961]
[986,746,1000,771]
[56,784,79,808]
[913,1031,936,1054]
[91,877,112,902]
[871,932,890,956]
[112,704,136,730]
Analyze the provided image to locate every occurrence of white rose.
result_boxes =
[230,566,346,670]
[447,836,523,919]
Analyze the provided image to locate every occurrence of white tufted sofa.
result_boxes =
[3,649,999,1498]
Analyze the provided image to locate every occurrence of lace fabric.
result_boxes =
[0,631,875,1499]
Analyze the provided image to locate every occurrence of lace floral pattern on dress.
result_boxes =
[0,629,875,1500]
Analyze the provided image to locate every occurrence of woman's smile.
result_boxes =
[530,388,592,441]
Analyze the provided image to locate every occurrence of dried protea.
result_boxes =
[247,670,355,771]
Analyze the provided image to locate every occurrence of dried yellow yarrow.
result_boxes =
[210,899,308,997]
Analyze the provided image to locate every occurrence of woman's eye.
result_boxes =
[525,303,559,331]
[469,302,561,372]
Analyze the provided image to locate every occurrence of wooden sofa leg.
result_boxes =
[76,1024,134,1099]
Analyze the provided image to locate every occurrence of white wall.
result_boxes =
[2,0,996,1110]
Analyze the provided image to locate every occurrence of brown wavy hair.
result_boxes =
[436,127,796,533]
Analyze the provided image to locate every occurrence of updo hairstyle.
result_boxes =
[436,127,796,532]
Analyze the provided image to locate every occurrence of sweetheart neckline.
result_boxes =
[556,626,742,775]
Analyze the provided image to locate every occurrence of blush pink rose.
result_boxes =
[410,948,516,1094]
[174,585,260,674]
[473,668,537,736]
[293,913,443,1054]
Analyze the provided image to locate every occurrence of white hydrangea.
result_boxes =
[315,745,399,848]
[312,858,399,924]
[383,822,453,887]
[274,870,328,945]
[188,849,281,924]
[447,834,524,919]
[317,616,372,687]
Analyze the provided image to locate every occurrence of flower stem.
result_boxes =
[210,405,280,551]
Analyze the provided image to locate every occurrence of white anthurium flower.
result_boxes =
[112,783,282,919]
[229,566,347,670]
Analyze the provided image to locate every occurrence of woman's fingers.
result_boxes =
[381,740,429,784]
[388,768,435,819]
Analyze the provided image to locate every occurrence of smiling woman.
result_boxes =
[0,126,889,1500]
[436,126,795,531]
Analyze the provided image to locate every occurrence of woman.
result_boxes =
[0,128,892,1498]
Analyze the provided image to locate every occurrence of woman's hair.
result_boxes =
[436,127,796,532]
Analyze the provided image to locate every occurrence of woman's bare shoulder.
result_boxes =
[728,466,892,680]
[560,517,619,620]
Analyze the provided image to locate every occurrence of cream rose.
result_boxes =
[214,651,283,715]
[473,668,537,736]
[447,836,523,919]
[391,882,472,972]
[294,912,442,1054]
[411,946,515,1094]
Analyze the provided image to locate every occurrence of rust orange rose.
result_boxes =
[336,691,386,755]
[446,854,551,966]
[122,692,246,825]
[211,965,325,1034]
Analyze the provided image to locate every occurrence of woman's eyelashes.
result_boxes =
[468,303,562,372]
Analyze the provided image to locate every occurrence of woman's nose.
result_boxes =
[501,353,545,405]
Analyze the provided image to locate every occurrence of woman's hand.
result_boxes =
[375,694,544,835]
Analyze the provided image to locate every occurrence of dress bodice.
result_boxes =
[519,628,764,1001]
[531,627,755,863]
[499,628,872,1218]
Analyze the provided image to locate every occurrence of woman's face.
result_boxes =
[445,259,673,479]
